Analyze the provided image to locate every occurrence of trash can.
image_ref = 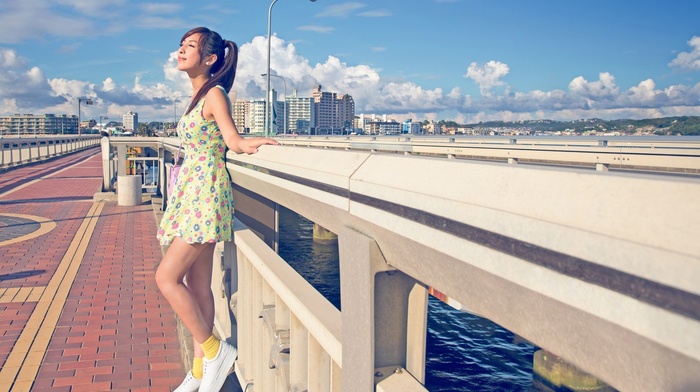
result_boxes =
[117,175,142,206]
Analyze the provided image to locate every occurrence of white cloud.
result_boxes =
[134,16,188,29]
[1,99,19,114]
[0,48,22,68]
[103,78,117,91]
[465,61,510,96]
[55,0,127,17]
[0,0,189,44]
[0,46,179,121]
[315,2,366,18]
[138,2,182,14]
[568,72,619,100]
[0,48,63,109]
[58,43,82,55]
[358,10,391,17]
[297,25,335,34]
[0,0,95,43]
[669,36,700,71]
[2,34,700,124]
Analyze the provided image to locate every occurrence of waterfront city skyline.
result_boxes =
[1,0,699,124]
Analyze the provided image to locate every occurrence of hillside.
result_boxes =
[460,116,700,136]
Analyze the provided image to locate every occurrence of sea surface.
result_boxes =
[277,206,536,392]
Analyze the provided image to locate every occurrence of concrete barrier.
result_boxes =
[117,175,142,206]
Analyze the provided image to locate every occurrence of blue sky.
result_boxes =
[1,0,700,124]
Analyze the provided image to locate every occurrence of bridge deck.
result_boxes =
[0,149,239,391]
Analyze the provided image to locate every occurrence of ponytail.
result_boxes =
[182,27,239,115]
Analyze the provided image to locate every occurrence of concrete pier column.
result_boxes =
[533,350,615,392]
[338,227,428,391]
[313,223,338,244]
[117,175,142,206]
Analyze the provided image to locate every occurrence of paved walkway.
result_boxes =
[0,149,186,391]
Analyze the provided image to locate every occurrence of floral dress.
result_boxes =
[157,86,234,245]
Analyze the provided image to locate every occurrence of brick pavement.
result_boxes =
[0,148,187,391]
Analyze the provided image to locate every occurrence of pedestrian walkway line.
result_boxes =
[0,201,105,392]
[0,213,56,248]
[0,179,41,199]
[0,287,46,304]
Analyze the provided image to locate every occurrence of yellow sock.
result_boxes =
[200,335,220,360]
[192,357,203,379]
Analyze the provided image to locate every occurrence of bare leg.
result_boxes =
[186,244,216,359]
[155,237,215,344]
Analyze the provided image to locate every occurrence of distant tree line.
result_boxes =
[454,116,700,135]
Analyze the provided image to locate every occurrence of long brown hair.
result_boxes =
[181,27,239,115]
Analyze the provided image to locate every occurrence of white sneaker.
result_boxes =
[200,341,238,392]
[173,371,201,392]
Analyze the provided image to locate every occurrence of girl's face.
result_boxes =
[177,33,207,72]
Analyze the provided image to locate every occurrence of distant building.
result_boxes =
[402,120,422,134]
[81,118,96,130]
[286,90,315,134]
[272,93,285,135]
[248,99,268,135]
[359,114,401,135]
[356,114,400,135]
[231,93,250,133]
[254,90,282,135]
[243,86,353,135]
[0,113,78,135]
[123,111,138,132]
[425,120,439,135]
[311,85,355,134]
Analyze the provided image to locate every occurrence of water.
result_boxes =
[277,206,536,391]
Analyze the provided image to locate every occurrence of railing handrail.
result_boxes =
[0,135,100,168]
[103,136,700,391]
[224,142,700,391]
[276,135,700,173]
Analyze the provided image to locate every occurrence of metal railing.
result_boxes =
[277,135,700,174]
[101,137,165,194]
[0,135,101,168]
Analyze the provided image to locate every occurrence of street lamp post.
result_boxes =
[261,73,287,137]
[77,97,93,136]
[266,0,316,137]
[99,116,108,134]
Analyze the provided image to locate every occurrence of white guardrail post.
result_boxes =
[229,226,342,392]
[101,137,112,191]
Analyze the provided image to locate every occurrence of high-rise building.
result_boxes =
[123,111,138,132]
[311,85,354,134]
[231,95,250,134]
[286,90,315,134]
[272,95,285,135]
[0,114,78,135]
[248,100,267,135]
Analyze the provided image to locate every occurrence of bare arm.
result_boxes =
[203,87,278,154]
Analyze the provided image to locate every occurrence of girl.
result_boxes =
[156,27,278,392]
